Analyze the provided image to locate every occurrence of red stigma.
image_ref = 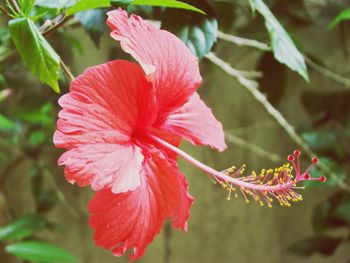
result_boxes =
[312,157,318,164]
[304,173,310,179]
[293,150,301,156]
[320,176,326,183]
[288,155,295,161]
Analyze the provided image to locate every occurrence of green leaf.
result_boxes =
[250,0,308,81]
[0,214,46,241]
[66,0,111,15]
[18,0,36,16]
[111,0,133,9]
[132,0,205,14]
[9,18,60,92]
[5,241,78,263]
[161,1,217,58]
[35,0,71,9]
[288,236,342,257]
[14,102,53,126]
[328,7,350,29]
[0,114,16,131]
[301,131,337,152]
[29,130,46,146]
[76,9,107,47]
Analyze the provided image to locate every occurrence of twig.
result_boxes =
[218,31,271,51]
[0,5,11,18]
[206,52,350,192]
[10,0,19,13]
[205,52,259,89]
[60,59,75,81]
[304,56,350,88]
[225,132,281,163]
[218,31,350,88]
[40,14,71,36]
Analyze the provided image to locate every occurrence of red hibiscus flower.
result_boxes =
[54,8,324,262]
[54,8,225,261]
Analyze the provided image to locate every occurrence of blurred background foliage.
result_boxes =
[0,0,350,262]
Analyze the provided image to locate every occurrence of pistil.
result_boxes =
[149,134,325,207]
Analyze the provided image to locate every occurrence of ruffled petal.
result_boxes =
[54,60,157,193]
[58,143,143,193]
[107,8,202,121]
[163,92,227,152]
[89,147,193,261]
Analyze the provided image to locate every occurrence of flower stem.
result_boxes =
[60,59,75,82]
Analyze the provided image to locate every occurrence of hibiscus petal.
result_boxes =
[54,60,157,193]
[89,148,193,261]
[164,92,227,152]
[58,143,143,193]
[107,8,202,121]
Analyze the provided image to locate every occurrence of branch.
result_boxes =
[60,59,75,82]
[0,5,11,18]
[218,31,271,51]
[205,52,259,89]
[304,56,350,88]
[206,52,350,192]
[218,31,350,89]
[10,0,20,13]
[40,14,71,36]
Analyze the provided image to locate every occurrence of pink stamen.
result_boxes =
[294,150,301,156]
[148,134,325,207]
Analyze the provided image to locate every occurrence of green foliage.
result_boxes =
[5,241,79,263]
[9,18,60,92]
[76,9,107,47]
[17,0,36,17]
[328,7,350,29]
[301,130,337,152]
[66,0,111,15]
[111,0,133,9]
[0,214,47,241]
[0,114,16,131]
[162,1,217,58]
[29,130,46,146]
[14,102,54,126]
[249,0,308,81]
[132,0,205,14]
[35,0,71,9]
